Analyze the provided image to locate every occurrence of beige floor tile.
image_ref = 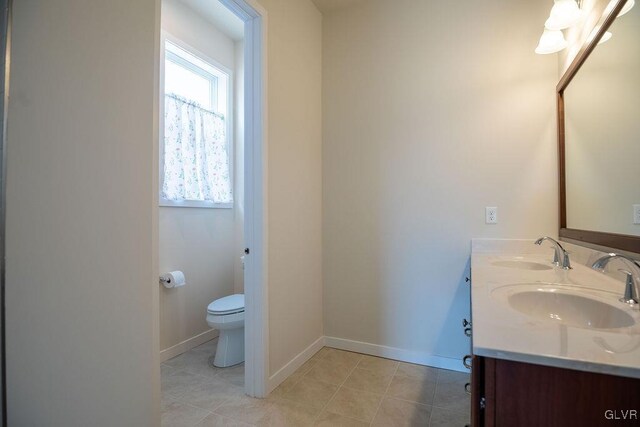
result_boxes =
[429,407,470,427]
[324,386,383,423]
[162,397,212,427]
[162,390,177,410]
[433,370,470,413]
[216,363,245,387]
[313,410,369,426]
[166,349,221,379]
[162,363,177,377]
[165,349,208,369]
[386,375,436,405]
[304,359,355,385]
[437,369,470,385]
[271,357,320,399]
[281,377,339,409]
[176,377,245,412]
[257,399,320,426]
[371,397,431,427]
[342,368,393,394]
[196,413,253,427]
[313,348,362,368]
[395,362,438,380]
[356,355,399,375]
[297,358,318,375]
[213,395,272,425]
[270,371,305,399]
[162,370,208,397]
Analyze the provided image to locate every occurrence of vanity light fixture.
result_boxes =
[535,0,582,55]
[545,0,583,30]
[618,0,635,16]
[535,28,569,54]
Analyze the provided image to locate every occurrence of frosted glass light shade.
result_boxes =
[535,29,569,54]
[598,31,612,44]
[619,0,635,17]
[545,0,582,30]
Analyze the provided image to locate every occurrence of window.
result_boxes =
[160,38,232,208]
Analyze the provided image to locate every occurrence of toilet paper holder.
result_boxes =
[159,270,186,289]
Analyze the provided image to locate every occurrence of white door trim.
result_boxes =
[219,0,268,398]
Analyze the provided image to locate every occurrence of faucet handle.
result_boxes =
[561,251,572,270]
[617,269,638,305]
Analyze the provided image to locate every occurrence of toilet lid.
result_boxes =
[207,294,245,315]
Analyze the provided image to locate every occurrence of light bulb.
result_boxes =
[535,28,569,54]
[618,0,635,17]
[545,0,582,30]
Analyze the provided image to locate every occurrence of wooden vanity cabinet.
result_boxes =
[471,356,640,426]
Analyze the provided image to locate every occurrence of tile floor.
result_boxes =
[162,340,471,426]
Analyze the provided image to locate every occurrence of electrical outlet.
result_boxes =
[486,207,498,224]
[634,204,640,225]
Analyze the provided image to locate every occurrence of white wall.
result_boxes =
[159,0,244,353]
[322,0,558,366]
[255,0,324,375]
[5,0,160,425]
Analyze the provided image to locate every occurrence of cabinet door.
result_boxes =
[494,359,640,426]
[471,356,496,427]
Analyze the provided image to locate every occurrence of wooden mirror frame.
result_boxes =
[557,0,640,254]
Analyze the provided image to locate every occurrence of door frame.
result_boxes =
[0,0,10,423]
[218,0,269,398]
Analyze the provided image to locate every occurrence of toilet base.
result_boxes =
[214,327,245,367]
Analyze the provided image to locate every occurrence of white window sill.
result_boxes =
[160,200,233,209]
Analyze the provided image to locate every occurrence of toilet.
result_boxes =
[206,294,245,367]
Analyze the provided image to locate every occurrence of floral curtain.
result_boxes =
[162,94,233,204]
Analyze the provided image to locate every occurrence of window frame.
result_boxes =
[159,31,234,209]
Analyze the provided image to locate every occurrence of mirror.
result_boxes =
[558,0,640,253]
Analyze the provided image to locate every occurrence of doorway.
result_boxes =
[157,0,267,402]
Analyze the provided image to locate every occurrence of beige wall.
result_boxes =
[256,0,324,374]
[5,0,160,425]
[322,0,558,363]
[159,0,243,353]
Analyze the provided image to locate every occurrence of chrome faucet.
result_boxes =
[535,236,572,269]
[592,253,640,305]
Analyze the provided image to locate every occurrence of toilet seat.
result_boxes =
[207,294,244,316]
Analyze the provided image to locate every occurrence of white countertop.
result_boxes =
[471,239,640,379]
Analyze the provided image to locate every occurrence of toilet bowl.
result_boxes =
[206,294,245,367]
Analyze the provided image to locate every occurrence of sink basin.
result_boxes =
[491,260,553,271]
[493,284,636,330]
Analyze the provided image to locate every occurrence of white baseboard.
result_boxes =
[324,336,466,373]
[267,336,325,393]
[160,329,220,362]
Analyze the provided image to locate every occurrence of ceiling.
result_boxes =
[311,0,367,14]
[178,0,244,41]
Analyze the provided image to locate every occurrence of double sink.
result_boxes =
[489,258,638,331]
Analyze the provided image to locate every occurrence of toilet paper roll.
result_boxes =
[161,271,186,289]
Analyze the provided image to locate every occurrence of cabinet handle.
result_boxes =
[464,327,472,337]
[464,382,471,394]
[463,355,472,369]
